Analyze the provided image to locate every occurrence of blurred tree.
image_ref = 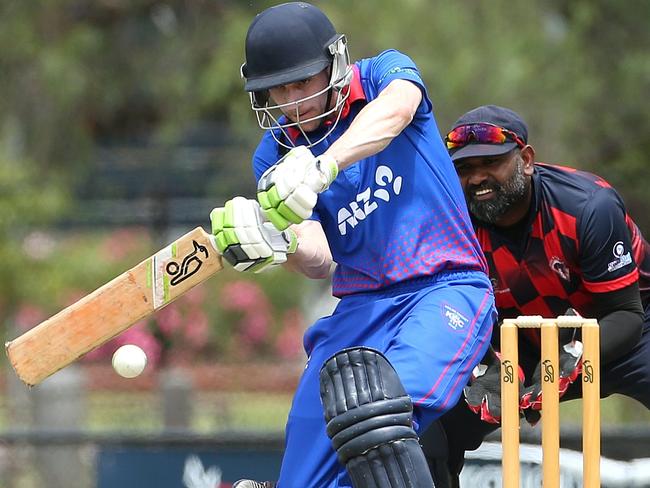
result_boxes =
[547,0,650,223]
[0,0,648,351]
[0,155,67,340]
[0,0,647,216]
[333,0,650,227]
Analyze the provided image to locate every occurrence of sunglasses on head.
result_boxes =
[445,123,526,150]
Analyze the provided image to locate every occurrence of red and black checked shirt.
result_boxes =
[476,163,650,328]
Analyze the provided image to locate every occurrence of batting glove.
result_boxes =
[257,145,338,231]
[210,197,297,273]
[463,346,525,424]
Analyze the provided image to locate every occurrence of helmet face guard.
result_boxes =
[241,3,354,149]
[243,35,353,149]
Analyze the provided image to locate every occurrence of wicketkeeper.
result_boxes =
[421,105,650,487]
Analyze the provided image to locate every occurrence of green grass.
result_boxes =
[3,389,647,433]
[560,394,650,426]
[84,391,292,432]
[86,391,163,432]
[193,392,292,432]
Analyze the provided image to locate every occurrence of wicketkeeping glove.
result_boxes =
[519,334,583,421]
[257,145,338,231]
[463,346,525,424]
[210,197,297,273]
[519,309,583,425]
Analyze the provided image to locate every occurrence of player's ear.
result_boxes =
[520,145,535,175]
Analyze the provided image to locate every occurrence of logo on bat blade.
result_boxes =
[165,240,209,286]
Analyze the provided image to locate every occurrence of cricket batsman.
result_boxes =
[210,3,496,487]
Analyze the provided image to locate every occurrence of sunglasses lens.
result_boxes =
[445,124,510,149]
[445,127,468,148]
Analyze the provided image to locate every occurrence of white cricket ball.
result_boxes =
[112,344,148,378]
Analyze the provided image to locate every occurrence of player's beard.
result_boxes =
[467,158,529,225]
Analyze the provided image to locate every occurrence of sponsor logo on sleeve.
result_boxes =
[379,66,420,85]
[607,241,632,272]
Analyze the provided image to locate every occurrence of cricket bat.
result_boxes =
[6,227,223,386]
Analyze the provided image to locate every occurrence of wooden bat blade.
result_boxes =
[6,227,223,386]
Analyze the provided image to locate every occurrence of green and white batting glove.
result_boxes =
[257,145,338,231]
[210,197,297,273]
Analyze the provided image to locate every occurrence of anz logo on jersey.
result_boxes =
[336,165,403,236]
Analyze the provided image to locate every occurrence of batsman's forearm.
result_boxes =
[285,220,333,279]
[323,79,421,170]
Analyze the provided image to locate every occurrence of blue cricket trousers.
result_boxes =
[277,271,496,488]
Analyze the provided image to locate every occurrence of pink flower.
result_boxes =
[183,310,210,349]
[99,228,148,263]
[13,304,47,332]
[240,311,269,345]
[220,280,270,311]
[181,286,207,307]
[155,304,184,336]
[83,343,111,361]
[83,321,162,367]
[275,309,306,360]
[117,324,162,367]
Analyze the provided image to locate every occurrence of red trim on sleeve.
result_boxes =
[583,268,639,293]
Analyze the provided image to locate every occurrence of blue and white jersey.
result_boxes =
[253,49,487,297]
